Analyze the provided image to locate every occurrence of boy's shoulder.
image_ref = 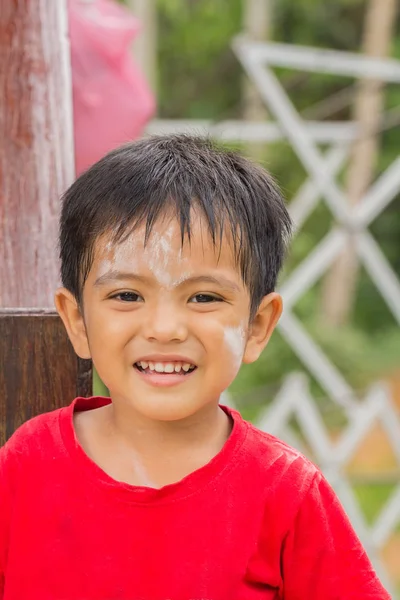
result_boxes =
[230,406,319,498]
[1,397,110,466]
[235,406,316,468]
[0,402,72,472]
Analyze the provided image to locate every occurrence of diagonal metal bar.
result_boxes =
[356,232,400,325]
[289,145,349,232]
[353,156,400,227]
[280,228,347,310]
[234,51,352,226]
[294,385,334,462]
[371,484,400,549]
[378,389,400,464]
[277,312,355,407]
[333,387,382,466]
[257,372,301,433]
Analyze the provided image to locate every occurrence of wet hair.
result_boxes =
[59,134,292,318]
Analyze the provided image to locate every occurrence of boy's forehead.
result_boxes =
[94,214,236,266]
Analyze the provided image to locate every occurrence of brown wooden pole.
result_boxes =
[320,0,398,326]
[0,1,92,441]
[242,0,271,161]
[0,0,75,308]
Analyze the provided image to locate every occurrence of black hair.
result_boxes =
[60,134,292,318]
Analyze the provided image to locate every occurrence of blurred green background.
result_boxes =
[112,0,400,411]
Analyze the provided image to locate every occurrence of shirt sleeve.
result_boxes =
[281,471,391,599]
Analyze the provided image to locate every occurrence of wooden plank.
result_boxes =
[0,310,92,444]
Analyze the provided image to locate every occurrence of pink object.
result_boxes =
[69,0,155,175]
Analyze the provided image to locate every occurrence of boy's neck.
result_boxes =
[76,399,232,489]
[109,398,232,459]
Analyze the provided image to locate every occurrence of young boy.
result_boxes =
[0,135,390,599]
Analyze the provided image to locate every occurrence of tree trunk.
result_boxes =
[242,0,271,160]
[320,0,398,327]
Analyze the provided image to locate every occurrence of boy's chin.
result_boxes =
[115,392,221,423]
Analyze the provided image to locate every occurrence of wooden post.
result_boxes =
[0,0,75,308]
[242,0,271,160]
[128,0,157,95]
[0,1,92,442]
[320,0,398,326]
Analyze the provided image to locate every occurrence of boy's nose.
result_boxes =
[142,303,188,343]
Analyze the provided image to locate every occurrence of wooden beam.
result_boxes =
[0,310,92,445]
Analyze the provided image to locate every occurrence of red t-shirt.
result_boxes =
[0,397,389,599]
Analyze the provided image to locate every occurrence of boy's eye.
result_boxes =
[189,293,222,304]
[111,292,143,302]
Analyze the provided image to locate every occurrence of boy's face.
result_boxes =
[56,212,282,422]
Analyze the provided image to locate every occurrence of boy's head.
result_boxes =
[56,135,291,421]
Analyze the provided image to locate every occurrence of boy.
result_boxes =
[0,135,389,599]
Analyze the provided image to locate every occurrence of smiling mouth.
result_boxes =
[134,361,197,375]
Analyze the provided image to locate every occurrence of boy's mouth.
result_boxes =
[134,361,197,375]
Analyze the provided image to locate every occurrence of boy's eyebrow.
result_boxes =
[182,275,241,293]
[94,270,150,287]
[93,270,241,292]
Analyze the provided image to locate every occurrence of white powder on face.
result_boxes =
[112,236,139,270]
[169,271,192,288]
[143,225,193,289]
[224,324,246,369]
[143,228,174,287]
[95,235,140,279]
[97,223,195,290]
[96,259,113,278]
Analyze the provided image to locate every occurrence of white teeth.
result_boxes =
[137,361,195,373]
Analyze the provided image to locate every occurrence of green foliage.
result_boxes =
[353,483,399,528]
[156,0,242,118]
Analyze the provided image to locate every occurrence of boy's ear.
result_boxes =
[242,293,282,364]
[54,288,91,360]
